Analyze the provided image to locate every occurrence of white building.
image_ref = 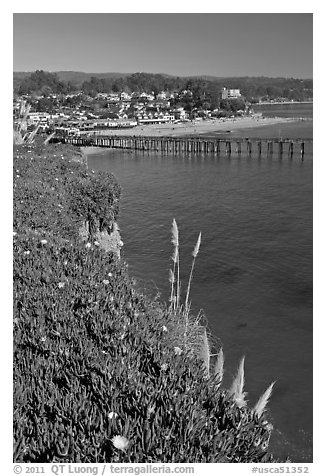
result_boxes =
[157,91,167,100]
[221,88,241,100]
[120,92,132,101]
[138,113,175,125]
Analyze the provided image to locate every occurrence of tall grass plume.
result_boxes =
[253,382,275,418]
[214,347,224,384]
[229,357,247,408]
[170,218,180,311]
[199,327,210,377]
[185,231,201,313]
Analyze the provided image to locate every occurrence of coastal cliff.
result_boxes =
[13,142,277,463]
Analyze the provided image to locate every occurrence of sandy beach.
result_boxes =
[83,115,309,140]
[80,115,311,157]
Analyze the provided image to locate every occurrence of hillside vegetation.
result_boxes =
[14,142,277,463]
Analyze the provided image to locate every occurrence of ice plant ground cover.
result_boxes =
[13,142,278,463]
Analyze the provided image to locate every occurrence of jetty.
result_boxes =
[64,135,312,158]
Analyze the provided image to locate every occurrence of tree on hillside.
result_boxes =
[18,70,72,96]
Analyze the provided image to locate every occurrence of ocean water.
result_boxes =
[252,102,313,119]
[87,106,313,462]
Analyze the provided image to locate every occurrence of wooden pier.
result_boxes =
[64,135,312,159]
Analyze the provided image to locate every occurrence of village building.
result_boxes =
[221,88,241,100]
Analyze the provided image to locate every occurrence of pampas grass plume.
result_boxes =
[199,328,210,377]
[253,382,275,418]
[214,347,224,383]
[229,356,247,408]
[185,231,202,311]
[192,232,202,258]
[171,218,179,247]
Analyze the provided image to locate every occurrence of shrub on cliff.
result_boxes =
[69,170,121,235]
[13,144,121,240]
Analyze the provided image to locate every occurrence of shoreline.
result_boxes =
[81,145,112,156]
[80,115,310,141]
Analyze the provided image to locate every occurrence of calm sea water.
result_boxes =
[252,102,313,119]
[87,104,313,462]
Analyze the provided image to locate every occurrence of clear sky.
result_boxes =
[13,13,312,78]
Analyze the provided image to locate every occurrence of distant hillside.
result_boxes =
[13,70,313,102]
[54,71,131,85]
[13,71,177,88]
[13,71,131,89]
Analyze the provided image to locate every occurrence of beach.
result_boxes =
[83,116,310,139]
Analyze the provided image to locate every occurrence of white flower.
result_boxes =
[85,243,91,249]
[162,325,168,332]
[111,435,129,451]
[55,178,59,181]
[119,240,124,247]
[40,336,47,342]
[64,261,68,266]
[24,250,30,255]
[13,231,17,236]
[16,174,20,178]
[108,272,112,277]
[58,282,65,289]
[108,411,118,419]
[94,241,100,246]
[161,363,168,371]
[40,239,48,245]
[174,346,182,355]
[103,280,110,285]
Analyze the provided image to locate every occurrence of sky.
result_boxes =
[13,13,313,78]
